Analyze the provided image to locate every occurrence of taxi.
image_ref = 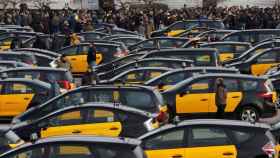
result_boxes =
[224,40,280,66]
[0,78,52,118]
[222,29,280,44]
[162,73,277,122]
[228,48,280,76]
[195,29,237,42]
[10,103,160,140]
[199,42,251,62]
[139,119,277,158]
[0,67,75,90]
[12,85,168,125]
[100,67,172,85]
[145,67,239,91]
[0,135,146,158]
[57,43,129,75]
[142,48,220,67]
[98,58,193,80]
[151,20,225,37]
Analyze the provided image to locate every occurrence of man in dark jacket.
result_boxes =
[87,43,98,84]
[215,78,228,118]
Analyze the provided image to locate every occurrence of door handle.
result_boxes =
[172,155,183,158]
[72,130,81,134]
[24,98,30,100]
[200,99,208,101]
[70,58,77,61]
[223,152,234,156]
[110,127,119,130]
[232,96,240,98]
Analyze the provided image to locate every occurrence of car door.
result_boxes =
[64,46,85,73]
[175,79,212,115]
[1,82,35,116]
[40,107,122,138]
[186,126,237,158]
[142,127,187,158]
[208,78,242,113]
[251,50,280,76]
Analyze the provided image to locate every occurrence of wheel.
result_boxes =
[239,106,259,122]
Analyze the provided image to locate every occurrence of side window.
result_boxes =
[189,127,231,147]
[87,90,115,103]
[241,80,258,91]
[61,47,77,56]
[144,70,165,82]
[215,45,234,54]
[87,109,116,123]
[159,73,187,85]
[143,128,186,150]
[257,51,278,63]
[187,79,211,93]
[122,71,145,82]
[48,110,83,127]
[120,90,154,110]
[231,129,254,144]
[5,83,34,94]
[223,79,239,92]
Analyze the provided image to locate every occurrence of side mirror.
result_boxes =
[157,82,165,90]
[179,91,188,97]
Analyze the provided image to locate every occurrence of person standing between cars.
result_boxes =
[87,43,98,84]
[57,54,71,71]
[215,78,228,118]
[46,74,61,99]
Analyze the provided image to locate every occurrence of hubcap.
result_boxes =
[241,108,257,122]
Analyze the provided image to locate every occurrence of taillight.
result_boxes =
[262,141,275,157]
[59,80,71,90]
[257,92,273,102]
[114,50,128,58]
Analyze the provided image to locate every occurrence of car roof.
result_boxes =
[138,58,193,63]
[139,119,270,139]
[13,48,60,57]
[145,67,239,84]
[165,73,266,93]
[200,41,251,46]
[30,103,153,125]
[1,135,141,156]
[0,67,68,73]
[148,48,217,54]
[247,47,280,61]
[0,78,51,89]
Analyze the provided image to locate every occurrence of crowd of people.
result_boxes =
[1,4,280,36]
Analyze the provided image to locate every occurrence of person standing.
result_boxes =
[215,78,228,118]
[87,43,98,84]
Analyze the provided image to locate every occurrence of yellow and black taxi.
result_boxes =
[223,40,280,65]
[111,36,146,47]
[162,73,277,122]
[139,119,278,158]
[0,135,146,158]
[0,67,75,90]
[9,103,159,140]
[13,85,167,124]
[145,67,239,91]
[199,42,251,62]
[98,58,193,80]
[57,42,129,75]
[0,78,52,118]
[128,37,189,51]
[100,67,172,85]
[142,48,220,67]
[195,29,237,42]
[0,52,37,66]
[222,29,280,45]
[0,61,30,70]
[95,52,145,74]
[151,20,225,37]
[228,47,280,76]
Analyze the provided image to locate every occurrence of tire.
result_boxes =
[239,106,260,122]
